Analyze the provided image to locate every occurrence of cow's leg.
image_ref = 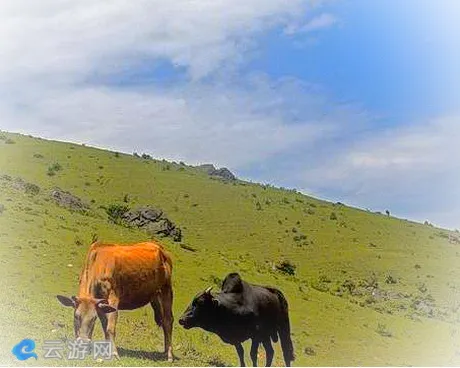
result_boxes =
[262,338,274,367]
[98,311,108,337]
[158,284,174,362]
[106,310,119,359]
[250,339,259,366]
[235,343,246,367]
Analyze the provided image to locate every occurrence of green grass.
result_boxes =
[1,131,460,366]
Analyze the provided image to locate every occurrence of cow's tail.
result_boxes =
[159,246,173,277]
[152,246,173,328]
[268,287,295,365]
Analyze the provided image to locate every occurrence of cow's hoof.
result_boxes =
[113,352,120,360]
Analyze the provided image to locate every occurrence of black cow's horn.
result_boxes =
[205,286,213,294]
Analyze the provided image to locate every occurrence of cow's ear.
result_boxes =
[97,303,117,314]
[57,295,76,308]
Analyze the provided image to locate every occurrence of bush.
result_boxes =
[141,153,152,160]
[5,138,15,144]
[385,274,397,284]
[276,260,296,276]
[330,212,337,220]
[376,323,393,337]
[106,203,129,224]
[24,183,40,195]
[50,163,62,171]
[47,162,62,176]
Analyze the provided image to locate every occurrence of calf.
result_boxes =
[179,273,294,366]
[56,241,174,361]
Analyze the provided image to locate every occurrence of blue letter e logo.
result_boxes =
[12,339,38,361]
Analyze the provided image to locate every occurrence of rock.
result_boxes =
[413,299,435,317]
[12,178,40,195]
[121,206,182,242]
[209,167,237,181]
[52,321,65,328]
[196,164,217,174]
[51,188,88,211]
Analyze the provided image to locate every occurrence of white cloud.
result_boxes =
[0,0,348,170]
[0,77,344,169]
[284,13,338,35]
[0,0,316,81]
[300,115,460,228]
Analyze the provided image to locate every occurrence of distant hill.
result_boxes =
[0,130,459,366]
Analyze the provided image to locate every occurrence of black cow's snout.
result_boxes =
[178,318,185,326]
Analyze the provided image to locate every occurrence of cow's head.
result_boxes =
[178,287,218,330]
[56,295,117,340]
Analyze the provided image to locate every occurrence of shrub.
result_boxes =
[5,138,15,144]
[385,274,397,284]
[114,152,120,158]
[376,323,393,337]
[276,260,296,276]
[293,234,307,242]
[106,203,129,224]
[47,162,62,176]
[50,163,62,171]
[330,212,338,220]
[342,279,356,294]
[24,183,40,195]
[33,153,44,159]
[255,201,262,211]
[141,153,152,160]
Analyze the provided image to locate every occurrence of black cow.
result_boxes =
[178,273,294,366]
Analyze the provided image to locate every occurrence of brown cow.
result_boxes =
[56,241,174,361]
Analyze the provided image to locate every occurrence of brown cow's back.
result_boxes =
[79,241,172,310]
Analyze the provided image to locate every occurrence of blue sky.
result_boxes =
[0,0,459,228]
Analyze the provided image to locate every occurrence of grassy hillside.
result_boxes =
[1,131,460,366]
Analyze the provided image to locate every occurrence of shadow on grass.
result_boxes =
[118,347,180,362]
